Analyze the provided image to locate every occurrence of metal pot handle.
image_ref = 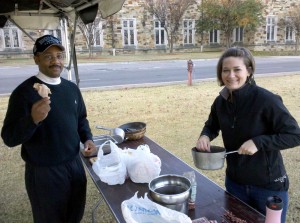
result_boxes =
[224,150,239,158]
[96,125,113,131]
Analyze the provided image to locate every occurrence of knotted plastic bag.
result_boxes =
[92,140,127,185]
[123,144,161,183]
[121,192,192,223]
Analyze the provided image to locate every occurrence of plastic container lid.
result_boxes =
[266,196,283,210]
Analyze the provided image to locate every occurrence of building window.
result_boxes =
[154,20,166,45]
[47,30,54,36]
[286,26,294,42]
[44,29,62,40]
[234,27,244,42]
[266,16,277,41]
[122,19,136,46]
[209,29,219,44]
[183,20,195,44]
[2,25,21,48]
[285,17,294,42]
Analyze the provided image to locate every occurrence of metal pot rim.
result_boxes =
[148,174,191,204]
[192,146,225,154]
[149,174,191,190]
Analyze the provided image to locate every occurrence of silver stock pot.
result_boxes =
[191,146,238,170]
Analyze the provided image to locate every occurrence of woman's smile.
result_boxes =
[221,57,249,91]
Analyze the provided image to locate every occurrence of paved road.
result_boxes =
[1,56,300,95]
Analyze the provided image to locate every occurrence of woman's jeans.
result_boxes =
[225,176,288,223]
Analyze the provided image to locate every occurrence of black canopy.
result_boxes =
[0,0,125,28]
[0,0,125,86]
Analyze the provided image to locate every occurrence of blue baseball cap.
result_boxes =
[33,35,65,55]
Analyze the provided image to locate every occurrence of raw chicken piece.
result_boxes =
[33,83,52,98]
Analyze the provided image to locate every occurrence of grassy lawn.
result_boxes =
[0,60,299,222]
[1,50,299,66]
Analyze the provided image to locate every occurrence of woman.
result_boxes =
[196,47,300,223]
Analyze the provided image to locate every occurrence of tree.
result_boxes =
[279,4,300,52]
[77,16,102,58]
[144,0,196,53]
[106,15,118,49]
[197,0,265,48]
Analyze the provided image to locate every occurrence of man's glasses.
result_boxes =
[40,53,65,62]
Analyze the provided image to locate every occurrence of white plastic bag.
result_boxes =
[121,192,192,223]
[124,145,161,183]
[92,140,127,185]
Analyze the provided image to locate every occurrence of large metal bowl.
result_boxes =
[149,174,191,213]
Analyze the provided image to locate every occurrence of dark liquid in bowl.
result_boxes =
[154,185,187,195]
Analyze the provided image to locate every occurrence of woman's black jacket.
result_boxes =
[201,82,300,190]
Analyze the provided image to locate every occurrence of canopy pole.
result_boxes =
[73,45,80,86]
[62,17,72,81]
[67,13,80,86]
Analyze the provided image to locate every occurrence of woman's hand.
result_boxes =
[238,139,258,155]
[196,135,211,152]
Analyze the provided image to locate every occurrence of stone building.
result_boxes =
[0,0,299,57]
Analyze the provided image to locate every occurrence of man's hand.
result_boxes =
[31,98,51,124]
[84,140,97,156]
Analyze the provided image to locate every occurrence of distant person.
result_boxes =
[1,34,96,223]
[195,47,300,223]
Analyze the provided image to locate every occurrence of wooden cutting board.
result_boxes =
[89,157,97,165]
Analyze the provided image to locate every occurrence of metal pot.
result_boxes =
[191,146,238,170]
[149,174,191,214]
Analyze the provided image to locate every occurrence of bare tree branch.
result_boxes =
[144,0,196,53]
[77,16,102,58]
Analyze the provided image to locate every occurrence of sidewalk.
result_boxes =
[2,50,299,66]
[0,52,222,66]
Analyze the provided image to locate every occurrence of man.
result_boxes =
[1,34,96,223]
